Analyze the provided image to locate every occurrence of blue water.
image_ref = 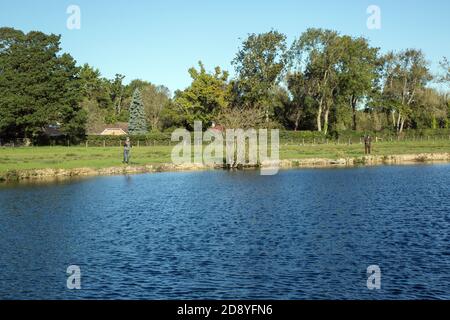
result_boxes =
[0,165,449,300]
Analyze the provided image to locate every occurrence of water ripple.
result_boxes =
[0,164,449,299]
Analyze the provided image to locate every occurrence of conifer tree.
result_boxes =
[128,88,148,135]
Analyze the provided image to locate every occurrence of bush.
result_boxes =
[86,132,173,146]
[83,128,450,146]
[334,128,450,142]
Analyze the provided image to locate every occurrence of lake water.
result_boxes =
[0,165,449,300]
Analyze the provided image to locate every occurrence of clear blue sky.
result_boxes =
[1,0,449,94]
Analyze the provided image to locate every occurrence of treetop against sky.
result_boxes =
[0,0,449,92]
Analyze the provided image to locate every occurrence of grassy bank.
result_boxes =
[0,145,172,173]
[281,140,450,159]
[0,140,450,179]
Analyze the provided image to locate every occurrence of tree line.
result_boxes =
[0,27,449,142]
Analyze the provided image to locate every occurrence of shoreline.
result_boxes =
[1,152,449,183]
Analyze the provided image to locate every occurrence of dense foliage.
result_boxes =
[0,27,449,143]
[0,28,85,141]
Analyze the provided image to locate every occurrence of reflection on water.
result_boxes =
[0,165,449,299]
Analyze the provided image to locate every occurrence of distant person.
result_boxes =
[364,135,372,155]
[123,137,132,164]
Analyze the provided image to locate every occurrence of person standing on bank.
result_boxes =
[364,135,372,155]
[123,137,132,164]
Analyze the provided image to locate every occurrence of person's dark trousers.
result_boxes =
[124,150,130,164]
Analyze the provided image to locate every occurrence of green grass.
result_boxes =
[0,146,173,173]
[0,140,449,175]
[281,140,450,160]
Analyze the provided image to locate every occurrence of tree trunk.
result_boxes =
[351,96,358,130]
[392,111,396,130]
[399,117,406,134]
[294,111,301,131]
[151,117,159,131]
[317,97,323,132]
[396,113,402,133]
[116,96,122,115]
[323,107,330,136]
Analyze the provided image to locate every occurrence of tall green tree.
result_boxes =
[290,28,344,134]
[142,85,170,131]
[173,61,230,129]
[0,27,85,140]
[110,73,126,115]
[79,64,112,108]
[284,72,317,131]
[380,49,432,134]
[79,64,114,134]
[124,79,171,131]
[338,36,380,130]
[128,88,147,135]
[413,88,448,129]
[232,30,288,112]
